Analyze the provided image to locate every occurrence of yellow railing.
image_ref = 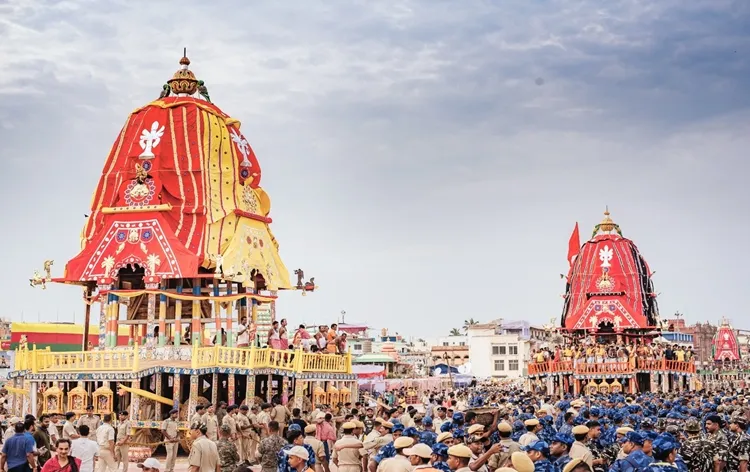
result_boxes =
[193,345,351,374]
[15,345,351,375]
[19,344,141,373]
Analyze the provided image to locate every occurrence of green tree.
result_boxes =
[462,318,479,332]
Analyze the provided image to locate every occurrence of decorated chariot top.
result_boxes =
[561,209,659,333]
[57,51,291,290]
[713,319,741,362]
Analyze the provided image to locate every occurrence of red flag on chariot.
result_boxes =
[568,222,580,266]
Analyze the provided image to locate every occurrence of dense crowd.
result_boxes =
[531,342,695,366]
[3,384,750,472]
[204,318,351,356]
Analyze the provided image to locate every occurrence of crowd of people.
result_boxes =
[531,341,695,367]
[4,383,750,472]
[0,406,123,472]
[210,318,350,355]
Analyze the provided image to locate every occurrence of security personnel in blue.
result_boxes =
[522,440,556,472]
[643,434,680,472]
[549,432,575,470]
[278,424,316,472]
[430,443,452,472]
[420,417,438,447]
[368,424,405,472]
[608,431,654,472]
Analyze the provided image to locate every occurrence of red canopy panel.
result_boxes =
[714,324,741,362]
[64,213,201,282]
[562,233,658,332]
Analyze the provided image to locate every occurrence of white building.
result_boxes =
[415,336,468,351]
[467,320,549,379]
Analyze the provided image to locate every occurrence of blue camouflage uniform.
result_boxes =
[431,443,451,472]
[524,441,555,472]
[278,443,316,472]
[372,424,403,466]
[643,433,680,472]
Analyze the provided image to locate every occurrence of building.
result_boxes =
[430,345,470,367]
[466,320,547,379]
[422,336,468,348]
[659,332,693,346]
[681,322,717,368]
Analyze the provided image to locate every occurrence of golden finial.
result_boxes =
[591,206,622,238]
[167,48,198,96]
[599,206,615,232]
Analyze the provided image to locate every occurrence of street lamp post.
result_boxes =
[443,351,453,386]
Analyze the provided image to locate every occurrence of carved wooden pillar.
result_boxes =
[228,374,236,405]
[246,375,256,406]
[172,374,181,410]
[174,282,183,347]
[192,278,201,346]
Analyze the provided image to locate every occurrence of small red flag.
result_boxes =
[568,222,580,267]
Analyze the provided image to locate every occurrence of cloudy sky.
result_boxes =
[1,0,749,338]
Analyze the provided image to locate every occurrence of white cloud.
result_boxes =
[0,0,748,335]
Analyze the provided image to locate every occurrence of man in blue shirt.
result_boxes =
[0,422,36,472]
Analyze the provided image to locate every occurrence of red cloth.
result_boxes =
[316,421,336,441]
[40,456,81,472]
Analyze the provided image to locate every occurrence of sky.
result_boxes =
[0,0,749,338]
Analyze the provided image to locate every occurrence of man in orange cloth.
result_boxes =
[326,324,339,354]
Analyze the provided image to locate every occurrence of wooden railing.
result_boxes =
[17,344,140,373]
[15,345,352,375]
[663,359,696,373]
[527,358,695,376]
[194,346,351,374]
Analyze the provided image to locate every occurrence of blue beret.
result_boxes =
[392,424,405,433]
[432,443,448,458]
[440,423,452,433]
[423,416,433,426]
[551,433,574,447]
[523,440,550,456]
[652,433,679,454]
[624,431,644,446]
[403,427,419,437]
[288,424,302,432]
[452,412,464,421]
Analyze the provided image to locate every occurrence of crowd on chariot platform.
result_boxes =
[4,382,750,472]
[530,341,695,366]
[207,318,349,355]
[189,318,349,355]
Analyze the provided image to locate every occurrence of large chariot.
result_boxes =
[9,52,355,458]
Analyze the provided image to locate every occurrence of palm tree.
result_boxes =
[462,318,479,332]
[449,328,462,336]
